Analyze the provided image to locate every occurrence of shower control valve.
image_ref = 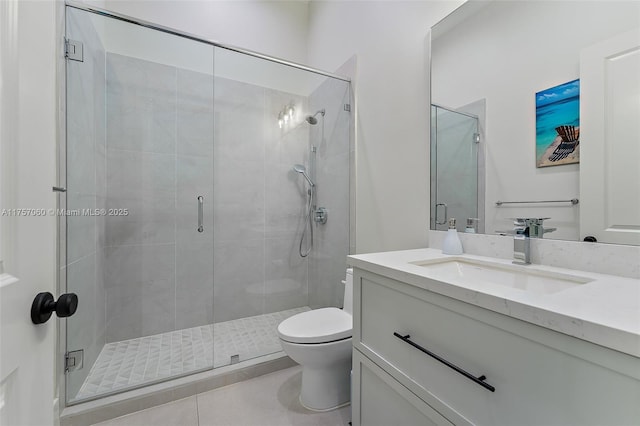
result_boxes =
[314,207,328,224]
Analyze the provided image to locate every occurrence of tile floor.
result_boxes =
[77,307,310,400]
[92,366,352,426]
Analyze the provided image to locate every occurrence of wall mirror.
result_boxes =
[430,0,640,245]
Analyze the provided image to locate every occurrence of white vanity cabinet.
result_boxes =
[351,268,640,426]
[353,350,454,426]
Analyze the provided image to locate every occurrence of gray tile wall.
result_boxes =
[104,53,312,333]
[263,90,310,317]
[308,79,352,309]
[176,69,215,330]
[104,54,216,342]
[65,7,107,401]
[212,78,310,322]
[213,78,266,322]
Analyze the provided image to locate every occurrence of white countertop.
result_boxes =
[348,248,640,358]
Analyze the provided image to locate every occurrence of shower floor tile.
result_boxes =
[75,306,310,401]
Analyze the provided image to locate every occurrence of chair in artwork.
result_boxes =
[548,125,579,162]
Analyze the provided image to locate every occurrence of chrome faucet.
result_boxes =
[513,226,531,265]
[497,218,555,264]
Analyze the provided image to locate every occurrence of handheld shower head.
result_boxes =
[293,164,315,187]
[305,109,325,125]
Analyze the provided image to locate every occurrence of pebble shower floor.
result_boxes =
[75,307,310,400]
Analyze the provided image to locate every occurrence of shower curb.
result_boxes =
[60,353,296,426]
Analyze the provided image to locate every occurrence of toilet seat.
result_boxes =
[278,307,352,344]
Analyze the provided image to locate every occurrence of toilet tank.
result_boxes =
[343,268,353,315]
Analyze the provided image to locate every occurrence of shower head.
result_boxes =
[305,109,326,125]
[293,164,315,187]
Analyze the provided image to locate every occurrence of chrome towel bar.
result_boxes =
[495,199,579,206]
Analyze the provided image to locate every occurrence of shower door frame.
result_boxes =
[64,1,351,83]
[59,1,353,409]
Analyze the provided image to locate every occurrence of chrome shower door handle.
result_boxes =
[197,196,204,233]
[435,203,448,225]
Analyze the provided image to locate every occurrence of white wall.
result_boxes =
[86,1,318,95]
[88,0,310,64]
[432,1,640,240]
[306,1,463,253]
[75,7,323,96]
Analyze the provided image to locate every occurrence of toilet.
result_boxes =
[277,268,353,411]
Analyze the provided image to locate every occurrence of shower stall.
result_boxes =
[62,5,351,405]
[430,104,483,233]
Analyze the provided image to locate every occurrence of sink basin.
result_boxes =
[410,258,593,295]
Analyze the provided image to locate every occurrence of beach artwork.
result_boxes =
[535,79,580,168]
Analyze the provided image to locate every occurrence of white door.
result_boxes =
[580,28,640,245]
[1,1,59,425]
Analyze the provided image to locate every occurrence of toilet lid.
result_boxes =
[277,307,352,344]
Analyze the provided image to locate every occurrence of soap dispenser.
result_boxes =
[442,218,463,255]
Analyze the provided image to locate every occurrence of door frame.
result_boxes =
[0,0,62,423]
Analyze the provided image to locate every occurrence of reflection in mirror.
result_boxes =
[430,104,483,233]
[430,0,640,245]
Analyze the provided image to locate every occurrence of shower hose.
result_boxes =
[299,188,313,257]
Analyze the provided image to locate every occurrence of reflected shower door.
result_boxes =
[64,6,214,404]
[430,105,479,231]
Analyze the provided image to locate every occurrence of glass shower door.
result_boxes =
[430,105,479,231]
[211,47,319,369]
[64,6,214,404]
[211,47,352,368]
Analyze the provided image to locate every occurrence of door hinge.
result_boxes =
[344,103,351,112]
[473,133,480,144]
[65,350,84,372]
[65,38,84,62]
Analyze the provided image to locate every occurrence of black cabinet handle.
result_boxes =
[393,332,495,392]
[31,292,78,324]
